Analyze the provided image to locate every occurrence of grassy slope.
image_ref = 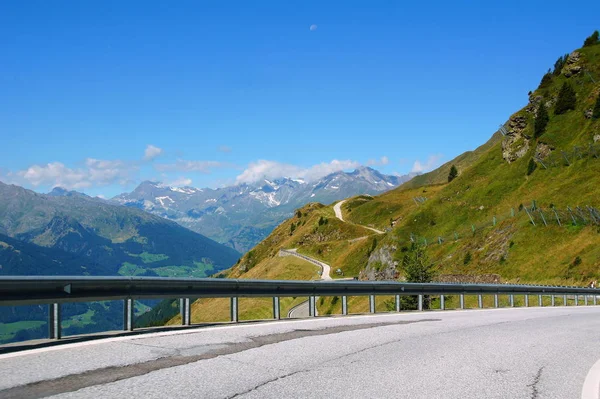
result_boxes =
[173,40,600,325]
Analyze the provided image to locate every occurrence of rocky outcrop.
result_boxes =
[585,108,594,119]
[360,245,398,281]
[535,142,555,159]
[594,134,600,143]
[563,51,583,78]
[502,115,530,163]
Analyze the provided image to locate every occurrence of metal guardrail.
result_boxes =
[1,276,598,340]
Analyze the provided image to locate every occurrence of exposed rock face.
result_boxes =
[594,134,600,143]
[525,95,543,114]
[360,245,398,281]
[535,142,555,159]
[585,108,593,119]
[502,115,530,163]
[564,51,583,77]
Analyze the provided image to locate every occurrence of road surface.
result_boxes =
[334,200,385,234]
[2,306,600,398]
[279,249,332,281]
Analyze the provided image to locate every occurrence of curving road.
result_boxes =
[2,307,600,398]
[334,200,385,234]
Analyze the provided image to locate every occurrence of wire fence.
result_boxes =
[534,142,600,169]
[407,201,599,248]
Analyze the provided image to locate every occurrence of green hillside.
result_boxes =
[173,33,600,324]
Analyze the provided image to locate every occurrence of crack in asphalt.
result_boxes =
[527,366,544,399]
[0,318,438,399]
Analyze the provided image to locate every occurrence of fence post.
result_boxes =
[369,295,376,313]
[273,297,281,320]
[308,296,316,317]
[395,295,401,312]
[123,299,133,332]
[182,298,191,325]
[230,297,238,322]
[418,295,423,311]
[49,303,62,339]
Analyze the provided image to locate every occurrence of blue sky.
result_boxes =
[1,1,599,197]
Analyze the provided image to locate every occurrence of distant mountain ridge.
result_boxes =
[113,167,414,252]
[0,181,240,277]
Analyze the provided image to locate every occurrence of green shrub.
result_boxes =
[463,252,472,265]
[448,165,458,182]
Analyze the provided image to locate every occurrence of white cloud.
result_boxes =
[144,144,163,161]
[367,156,390,166]
[167,177,193,187]
[218,145,232,153]
[411,154,444,173]
[154,160,228,173]
[16,158,136,190]
[235,159,360,184]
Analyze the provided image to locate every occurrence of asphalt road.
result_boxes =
[2,306,600,398]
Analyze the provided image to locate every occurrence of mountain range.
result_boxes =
[0,181,240,277]
[112,166,413,253]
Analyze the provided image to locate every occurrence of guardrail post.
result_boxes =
[575,295,579,306]
[551,295,555,306]
[509,294,514,307]
[538,295,543,307]
[440,295,445,310]
[230,297,238,322]
[273,297,281,320]
[309,296,316,317]
[342,296,348,315]
[478,295,483,308]
[418,295,423,311]
[123,299,134,331]
[594,295,597,306]
[525,295,529,307]
[180,298,191,326]
[369,295,375,313]
[585,295,589,306]
[395,295,401,312]
[48,303,61,339]
[460,294,464,309]
[494,294,498,308]
[564,294,567,306]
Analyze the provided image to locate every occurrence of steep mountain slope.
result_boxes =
[173,34,600,325]
[113,167,413,253]
[0,181,240,277]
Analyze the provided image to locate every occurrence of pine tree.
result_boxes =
[447,165,458,182]
[399,243,437,309]
[553,54,568,76]
[534,102,549,138]
[527,158,537,176]
[554,82,577,115]
[593,94,600,120]
[583,30,599,47]
[539,71,553,89]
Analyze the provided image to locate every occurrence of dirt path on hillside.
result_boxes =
[334,200,385,234]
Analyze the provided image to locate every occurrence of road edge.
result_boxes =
[581,357,600,399]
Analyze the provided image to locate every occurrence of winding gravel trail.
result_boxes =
[334,200,385,234]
